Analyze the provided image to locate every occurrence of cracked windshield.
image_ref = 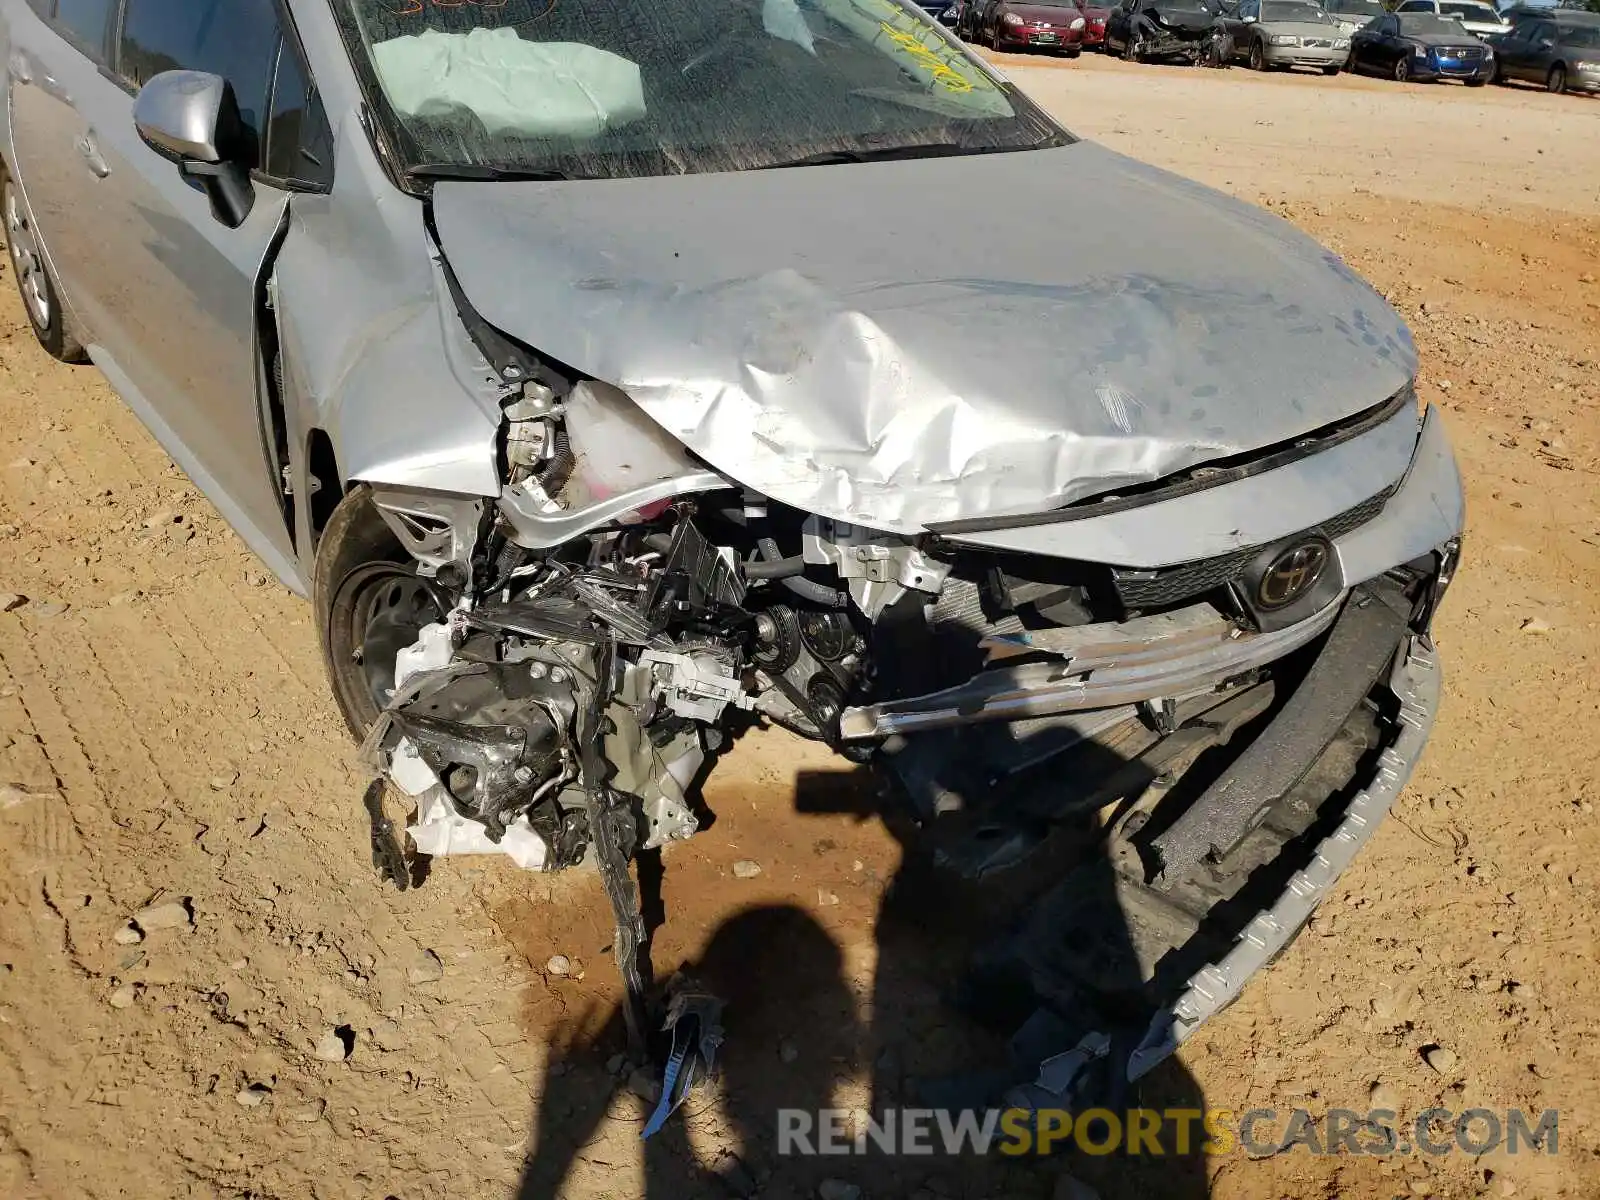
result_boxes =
[339,0,1064,178]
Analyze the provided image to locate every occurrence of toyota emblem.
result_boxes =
[1256,540,1329,610]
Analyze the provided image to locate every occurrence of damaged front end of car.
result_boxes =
[334,153,1463,1106]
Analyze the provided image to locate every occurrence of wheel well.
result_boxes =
[305,428,343,544]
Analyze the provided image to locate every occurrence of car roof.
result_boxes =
[1506,5,1600,21]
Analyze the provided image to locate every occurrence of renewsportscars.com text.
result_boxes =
[777,1107,1560,1158]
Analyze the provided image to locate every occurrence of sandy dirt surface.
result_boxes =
[2,56,1599,1200]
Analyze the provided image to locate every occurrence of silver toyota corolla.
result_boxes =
[0,0,1462,1105]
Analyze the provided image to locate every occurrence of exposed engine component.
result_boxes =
[354,388,1458,1117]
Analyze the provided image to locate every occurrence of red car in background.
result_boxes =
[970,0,1089,54]
[1078,1,1112,46]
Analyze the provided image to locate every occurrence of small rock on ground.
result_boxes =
[314,1029,353,1062]
[108,985,137,1010]
[626,1068,661,1104]
[133,899,192,932]
[407,949,444,984]
[111,924,143,946]
[545,954,572,976]
[31,599,70,618]
[732,860,763,879]
[1422,1045,1458,1075]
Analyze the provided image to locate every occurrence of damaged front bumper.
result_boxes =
[1128,631,1439,1079]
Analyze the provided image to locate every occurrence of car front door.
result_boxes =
[1351,13,1387,69]
[1525,20,1558,80]
[46,0,324,574]
[5,0,121,336]
[1234,0,1261,59]
[1496,17,1534,77]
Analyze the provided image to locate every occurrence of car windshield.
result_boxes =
[1326,0,1382,14]
[335,0,1064,180]
[1261,2,1334,22]
[1439,2,1501,19]
[1397,12,1467,34]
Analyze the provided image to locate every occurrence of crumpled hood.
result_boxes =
[432,142,1416,533]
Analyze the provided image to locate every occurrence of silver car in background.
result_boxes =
[1220,0,1354,72]
[0,0,1462,1105]
[1396,0,1509,40]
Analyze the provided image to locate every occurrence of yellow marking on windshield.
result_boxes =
[877,20,977,91]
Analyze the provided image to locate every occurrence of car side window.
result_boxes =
[51,0,116,60]
[265,41,335,191]
[117,0,283,171]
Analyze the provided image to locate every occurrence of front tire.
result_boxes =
[1249,39,1267,71]
[2,169,86,364]
[315,485,446,740]
[1546,64,1566,94]
[1394,56,1411,82]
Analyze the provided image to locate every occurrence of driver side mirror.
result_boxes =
[133,70,255,229]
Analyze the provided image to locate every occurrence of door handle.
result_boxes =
[75,130,110,179]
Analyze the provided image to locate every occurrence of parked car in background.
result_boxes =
[914,0,962,25]
[1489,9,1600,92]
[1395,0,1509,39]
[973,0,1089,53]
[1079,0,1113,45]
[953,0,995,39]
[1348,11,1496,80]
[1104,0,1222,60]
[1219,0,1351,73]
[1325,0,1386,37]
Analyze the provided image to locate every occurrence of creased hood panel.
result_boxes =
[432,143,1416,533]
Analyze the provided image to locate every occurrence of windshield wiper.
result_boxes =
[755,142,1032,171]
[405,163,578,182]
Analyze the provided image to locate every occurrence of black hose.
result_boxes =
[743,554,805,581]
[757,537,849,607]
[535,425,574,495]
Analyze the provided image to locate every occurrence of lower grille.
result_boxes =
[1110,488,1391,610]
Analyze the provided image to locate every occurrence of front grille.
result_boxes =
[1110,488,1391,611]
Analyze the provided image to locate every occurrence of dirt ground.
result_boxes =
[2,55,1599,1200]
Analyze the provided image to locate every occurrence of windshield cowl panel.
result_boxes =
[335,0,1068,180]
